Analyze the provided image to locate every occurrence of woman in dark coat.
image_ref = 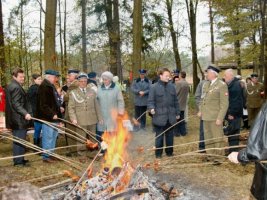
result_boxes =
[27,74,42,147]
[228,101,267,200]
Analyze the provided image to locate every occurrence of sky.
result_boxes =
[2,0,213,57]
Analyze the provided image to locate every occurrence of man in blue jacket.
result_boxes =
[131,69,151,131]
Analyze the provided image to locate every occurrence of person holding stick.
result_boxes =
[147,68,180,158]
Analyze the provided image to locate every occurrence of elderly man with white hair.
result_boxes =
[223,69,244,154]
[96,71,125,148]
[198,65,229,163]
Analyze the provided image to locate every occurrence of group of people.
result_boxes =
[5,68,125,166]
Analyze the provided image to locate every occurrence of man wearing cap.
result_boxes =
[6,68,32,167]
[131,69,151,131]
[172,69,180,79]
[198,65,229,159]
[63,69,80,119]
[68,72,103,156]
[36,69,62,163]
[87,71,98,92]
[246,73,264,126]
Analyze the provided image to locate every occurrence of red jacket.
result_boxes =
[0,87,5,112]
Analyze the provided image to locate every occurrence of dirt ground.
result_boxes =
[0,112,254,199]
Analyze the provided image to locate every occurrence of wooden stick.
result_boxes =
[32,117,87,143]
[65,149,102,198]
[0,144,85,161]
[147,132,248,151]
[58,118,100,143]
[40,178,73,192]
[1,134,83,170]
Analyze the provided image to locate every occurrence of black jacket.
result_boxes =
[27,84,39,117]
[147,80,180,126]
[5,79,32,129]
[226,77,244,118]
[237,101,267,200]
[36,79,60,122]
[238,101,267,163]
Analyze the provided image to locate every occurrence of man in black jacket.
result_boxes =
[36,69,61,163]
[228,101,267,200]
[147,68,180,158]
[5,68,32,167]
[223,69,244,154]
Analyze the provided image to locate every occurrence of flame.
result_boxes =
[101,111,131,170]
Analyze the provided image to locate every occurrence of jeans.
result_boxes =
[34,121,42,139]
[13,129,27,164]
[42,123,58,160]
[154,122,174,157]
[199,120,205,150]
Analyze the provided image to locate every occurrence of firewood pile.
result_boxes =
[49,164,181,200]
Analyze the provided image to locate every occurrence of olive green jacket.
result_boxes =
[200,78,229,121]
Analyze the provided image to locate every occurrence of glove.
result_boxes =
[150,109,155,115]
[101,141,108,151]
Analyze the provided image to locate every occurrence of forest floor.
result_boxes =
[0,114,254,200]
[0,95,255,199]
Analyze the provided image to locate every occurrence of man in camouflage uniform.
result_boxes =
[198,65,229,158]
[246,73,265,127]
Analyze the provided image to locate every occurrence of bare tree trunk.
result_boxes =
[44,0,57,70]
[23,31,29,87]
[132,0,142,79]
[113,0,122,80]
[259,0,267,98]
[0,0,6,85]
[81,0,87,72]
[39,0,43,74]
[104,0,114,73]
[166,0,181,71]
[185,0,200,92]
[209,0,215,63]
[19,3,23,68]
[63,0,67,80]
[58,0,64,77]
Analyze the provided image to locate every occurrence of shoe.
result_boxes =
[166,154,174,157]
[155,155,162,159]
[50,156,60,161]
[43,158,56,163]
[14,161,30,167]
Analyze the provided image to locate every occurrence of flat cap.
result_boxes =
[251,73,258,78]
[44,69,60,76]
[68,69,80,74]
[88,71,97,78]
